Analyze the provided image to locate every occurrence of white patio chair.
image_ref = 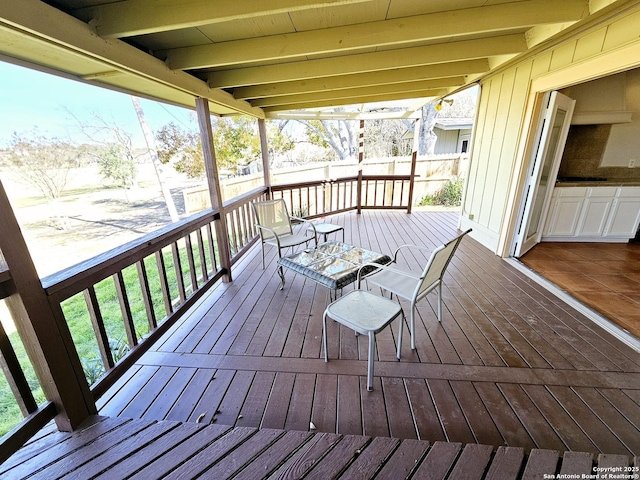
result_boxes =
[251,198,317,269]
[358,229,471,350]
[322,289,405,391]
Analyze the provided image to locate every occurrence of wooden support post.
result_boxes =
[356,119,365,214]
[195,97,233,282]
[258,118,272,198]
[407,117,421,214]
[0,179,95,431]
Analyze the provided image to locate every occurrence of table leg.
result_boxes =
[278,265,286,290]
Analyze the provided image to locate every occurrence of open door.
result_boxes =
[513,91,575,257]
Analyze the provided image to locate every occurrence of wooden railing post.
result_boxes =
[407,117,421,214]
[195,97,233,282]
[356,119,365,214]
[258,118,272,199]
[0,179,95,431]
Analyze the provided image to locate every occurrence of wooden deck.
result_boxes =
[3,415,638,479]
[4,210,640,478]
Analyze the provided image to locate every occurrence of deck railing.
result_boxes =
[1,174,410,457]
[40,208,225,399]
[271,175,412,218]
[224,187,268,262]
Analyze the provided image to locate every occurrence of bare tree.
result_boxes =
[66,109,140,201]
[297,118,359,161]
[131,96,179,222]
[418,102,439,156]
[2,132,84,229]
[297,116,418,161]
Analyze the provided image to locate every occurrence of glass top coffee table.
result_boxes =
[277,241,391,292]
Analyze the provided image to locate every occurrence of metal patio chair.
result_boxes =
[322,289,405,391]
[251,198,317,269]
[359,229,472,350]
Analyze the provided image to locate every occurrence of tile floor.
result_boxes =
[519,242,640,339]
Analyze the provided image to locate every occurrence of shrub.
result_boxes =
[419,176,464,207]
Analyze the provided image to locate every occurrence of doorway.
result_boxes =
[512,91,575,257]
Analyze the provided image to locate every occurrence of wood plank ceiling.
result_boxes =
[0,0,620,118]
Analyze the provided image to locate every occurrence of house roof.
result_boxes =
[435,118,475,130]
[0,1,623,119]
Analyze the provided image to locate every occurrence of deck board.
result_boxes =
[5,211,640,478]
[100,211,640,455]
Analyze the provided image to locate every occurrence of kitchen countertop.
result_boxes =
[555,181,640,187]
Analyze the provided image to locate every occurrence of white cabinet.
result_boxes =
[543,186,640,241]
[544,187,586,237]
[605,187,640,238]
[576,187,617,236]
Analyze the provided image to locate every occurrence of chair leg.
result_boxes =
[261,242,266,269]
[367,331,375,391]
[437,282,443,322]
[410,306,416,350]
[396,310,404,360]
[322,312,329,362]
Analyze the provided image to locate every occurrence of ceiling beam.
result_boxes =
[263,90,446,112]
[0,0,263,118]
[236,74,466,100]
[167,0,587,70]
[76,0,374,39]
[209,34,527,88]
[250,84,450,108]
[265,109,422,120]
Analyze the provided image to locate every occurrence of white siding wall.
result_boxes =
[461,3,640,254]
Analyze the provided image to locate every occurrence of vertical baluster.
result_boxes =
[136,259,157,331]
[362,179,367,206]
[206,222,217,272]
[171,242,187,303]
[315,184,321,216]
[227,210,239,256]
[184,233,198,293]
[352,179,357,207]
[155,249,173,316]
[112,272,137,348]
[196,227,208,282]
[0,319,38,415]
[329,182,334,211]
[234,207,244,248]
[400,180,406,207]
[237,204,246,247]
[247,203,256,239]
[390,180,396,206]
[244,203,253,243]
[83,286,114,369]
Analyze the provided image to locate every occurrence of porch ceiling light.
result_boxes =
[435,99,454,111]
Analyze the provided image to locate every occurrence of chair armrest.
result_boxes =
[290,217,318,245]
[392,244,433,263]
[255,224,284,248]
[356,262,420,288]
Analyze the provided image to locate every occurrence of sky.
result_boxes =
[0,60,197,148]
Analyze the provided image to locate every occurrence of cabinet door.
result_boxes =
[605,197,640,237]
[577,196,613,236]
[545,196,584,236]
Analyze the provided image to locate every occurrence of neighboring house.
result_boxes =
[433,118,474,155]
[401,117,473,155]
